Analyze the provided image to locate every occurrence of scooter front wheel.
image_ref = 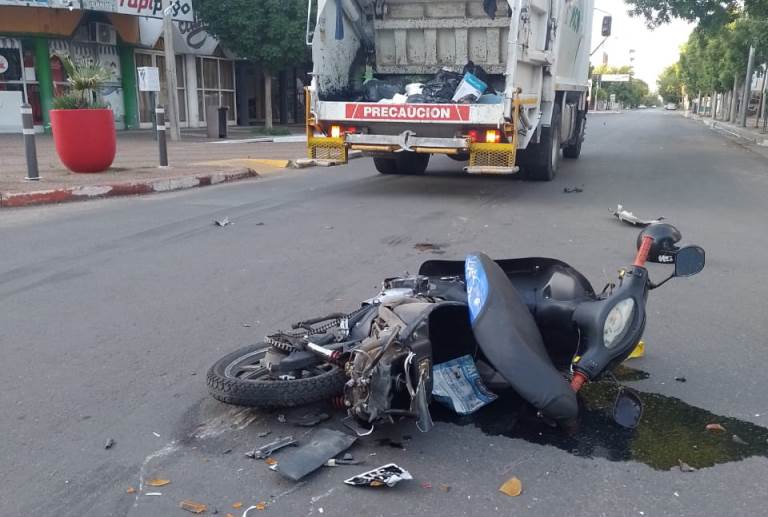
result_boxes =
[207,343,346,408]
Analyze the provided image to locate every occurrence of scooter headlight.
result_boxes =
[603,298,635,348]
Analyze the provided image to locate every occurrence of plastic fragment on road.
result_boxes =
[705,423,726,432]
[288,412,331,427]
[276,428,357,481]
[344,464,413,488]
[265,457,277,466]
[245,436,297,459]
[146,479,170,487]
[180,500,208,513]
[498,477,523,497]
[678,460,697,472]
[439,484,451,492]
[732,434,749,445]
[105,438,115,450]
[432,355,497,415]
[242,503,267,515]
[214,217,232,227]
[563,186,584,193]
[126,487,136,494]
[232,502,243,509]
[628,340,645,359]
[610,205,665,227]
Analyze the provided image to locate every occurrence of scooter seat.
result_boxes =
[465,253,578,420]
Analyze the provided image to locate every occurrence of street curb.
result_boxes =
[685,112,768,146]
[0,168,258,209]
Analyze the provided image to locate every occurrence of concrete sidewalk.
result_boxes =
[0,129,311,208]
[685,111,768,146]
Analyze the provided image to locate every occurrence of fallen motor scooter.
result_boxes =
[207,224,705,433]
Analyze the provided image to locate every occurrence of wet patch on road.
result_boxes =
[433,368,768,471]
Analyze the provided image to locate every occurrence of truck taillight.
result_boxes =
[467,130,479,142]
[485,129,500,144]
[330,125,342,138]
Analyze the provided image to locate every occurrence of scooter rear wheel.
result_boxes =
[207,343,346,408]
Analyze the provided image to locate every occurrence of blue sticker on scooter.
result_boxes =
[465,255,488,323]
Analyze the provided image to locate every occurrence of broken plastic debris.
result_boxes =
[257,431,272,438]
[277,414,287,423]
[344,464,413,488]
[276,428,357,481]
[265,457,278,466]
[105,438,115,450]
[145,492,163,496]
[245,436,297,459]
[421,482,433,489]
[214,218,232,227]
[232,502,243,509]
[152,432,161,438]
[126,487,136,494]
[675,376,687,383]
[439,484,451,493]
[180,500,207,513]
[146,479,171,487]
[678,460,697,472]
[563,186,584,193]
[705,423,726,432]
[242,503,267,515]
[498,477,523,497]
[432,355,497,414]
[610,205,665,227]
[628,340,645,359]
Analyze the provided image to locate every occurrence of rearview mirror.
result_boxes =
[674,246,705,277]
[601,16,613,37]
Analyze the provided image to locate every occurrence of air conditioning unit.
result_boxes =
[90,23,117,46]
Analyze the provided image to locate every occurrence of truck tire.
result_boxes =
[374,152,430,175]
[563,112,585,159]
[522,104,561,181]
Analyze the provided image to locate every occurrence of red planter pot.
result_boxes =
[50,108,116,173]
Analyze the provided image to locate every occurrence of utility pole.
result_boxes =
[739,45,755,127]
[163,0,181,141]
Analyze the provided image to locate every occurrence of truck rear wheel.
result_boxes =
[563,113,585,159]
[521,105,561,181]
[374,152,430,175]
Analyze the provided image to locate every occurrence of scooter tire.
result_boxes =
[206,343,347,408]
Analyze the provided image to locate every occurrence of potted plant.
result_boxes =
[50,57,116,173]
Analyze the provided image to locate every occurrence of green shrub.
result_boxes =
[52,56,112,110]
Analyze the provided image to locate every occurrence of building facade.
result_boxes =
[0,0,238,132]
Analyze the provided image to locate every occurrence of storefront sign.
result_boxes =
[0,0,49,5]
[137,66,160,91]
[0,55,9,75]
[117,0,194,21]
[344,103,471,122]
[82,0,117,10]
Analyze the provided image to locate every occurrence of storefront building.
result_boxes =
[0,0,237,132]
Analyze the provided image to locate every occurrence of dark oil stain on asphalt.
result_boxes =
[432,366,768,471]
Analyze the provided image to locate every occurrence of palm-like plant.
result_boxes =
[52,56,112,109]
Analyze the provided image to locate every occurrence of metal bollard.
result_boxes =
[21,103,39,181]
[156,106,168,167]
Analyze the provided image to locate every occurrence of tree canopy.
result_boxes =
[593,65,651,107]
[192,0,309,72]
[657,64,683,102]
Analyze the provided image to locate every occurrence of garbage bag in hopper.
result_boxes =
[422,70,463,101]
[363,79,404,102]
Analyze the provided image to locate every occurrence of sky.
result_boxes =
[590,0,695,90]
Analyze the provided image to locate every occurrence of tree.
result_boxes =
[193,0,309,129]
[623,0,739,28]
[593,65,650,107]
[657,64,683,103]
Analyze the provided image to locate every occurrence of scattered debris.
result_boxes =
[276,429,357,481]
[242,324,252,328]
[563,186,584,193]
[257,431,272,438]
[674,491,680,497]
[499,477,523,497]
[732,434,749,445]
[245,436,297,459]
[146,479,171,487]
[414,242,442,253]
[223,448,233,455]
[610,204,665,227]
[126,487,136,494]
[344,464,413,488]
[104,438,116,450]
[628,340,646,359]
[255,222,265,226]
[324,225,334,230]
[214,218,232,227]
[288,412,331,427]
[675,377,687,383]
[325,453,363,467]
[232,502,243,509]
[277,414,287,424]
[421,482,433,489]
[145,492,163,496]
[180,500,208,514]
[439,484,452,493]
[678,459,697,472]
[265,457,278,466]
[242,503,267,515]
[152,432,161,438]
[705,423,726,433]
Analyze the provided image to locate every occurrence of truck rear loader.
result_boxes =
[306,0,602,181]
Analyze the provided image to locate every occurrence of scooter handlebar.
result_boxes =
[633,235,654,267]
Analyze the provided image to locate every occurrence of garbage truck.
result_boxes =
[305,0,605,180]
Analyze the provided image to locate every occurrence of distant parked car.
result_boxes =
[665,103,678,111]
[638,104,647,109]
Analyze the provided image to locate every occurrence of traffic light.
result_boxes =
[601,16,612,37]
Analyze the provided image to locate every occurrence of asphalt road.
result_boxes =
[2,110,768,517]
